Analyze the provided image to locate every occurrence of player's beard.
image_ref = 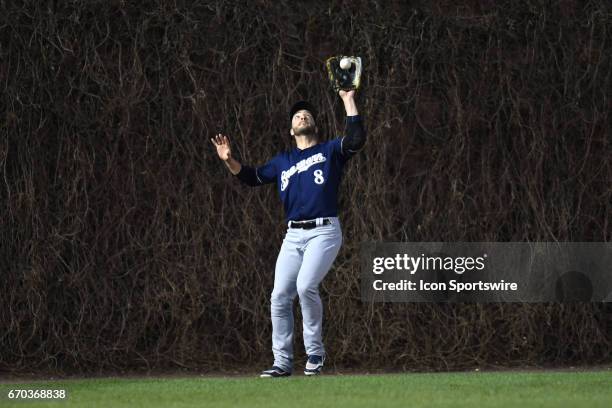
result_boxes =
[293,122,316,137]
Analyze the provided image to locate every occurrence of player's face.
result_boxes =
[291,110,316,136]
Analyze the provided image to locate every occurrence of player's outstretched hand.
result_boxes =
[211,134,232,161]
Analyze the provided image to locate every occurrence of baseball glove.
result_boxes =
[325,56,362,93]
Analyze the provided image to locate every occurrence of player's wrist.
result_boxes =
[342,95,356,105]
[340,93,354,102]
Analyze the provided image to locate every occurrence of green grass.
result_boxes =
[1,370,611,408]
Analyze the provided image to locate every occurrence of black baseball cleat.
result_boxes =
[304,355,325,376]
[260,366,291,378]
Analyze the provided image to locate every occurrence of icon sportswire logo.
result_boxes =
[281,153,327,191]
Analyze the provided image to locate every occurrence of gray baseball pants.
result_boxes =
[270,217,342,372]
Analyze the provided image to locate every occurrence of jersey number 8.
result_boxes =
[314,169,324,185]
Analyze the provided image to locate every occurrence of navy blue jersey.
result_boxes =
[236,115,365,222]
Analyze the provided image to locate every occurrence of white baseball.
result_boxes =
[339,57,351,70]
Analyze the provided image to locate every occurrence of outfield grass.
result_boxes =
[1,370,611,408]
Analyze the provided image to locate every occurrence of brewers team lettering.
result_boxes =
[280,153,327,191]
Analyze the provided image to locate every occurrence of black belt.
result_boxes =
[289,218,332,229]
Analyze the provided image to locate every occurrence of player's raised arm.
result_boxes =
[339,90,366,154]
[210,133,276,187]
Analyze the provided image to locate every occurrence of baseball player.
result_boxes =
[211,90,365,377]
